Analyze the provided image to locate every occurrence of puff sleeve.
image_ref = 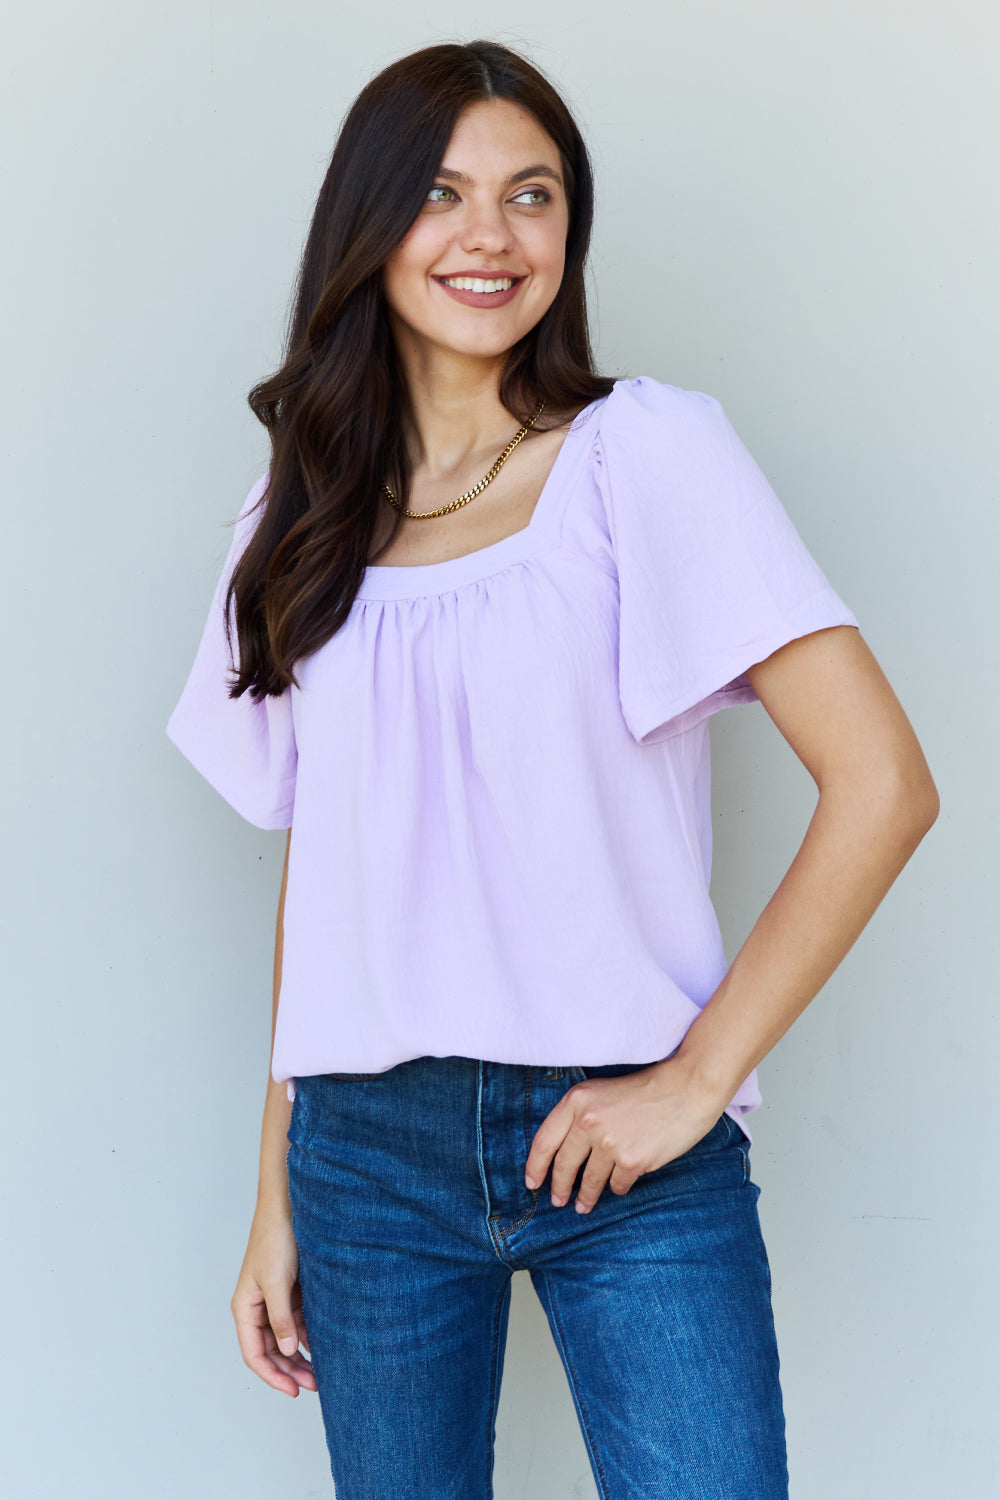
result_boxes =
[595,376,859,745]
[166,473,297,829]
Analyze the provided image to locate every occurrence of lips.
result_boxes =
[433,275,526,310]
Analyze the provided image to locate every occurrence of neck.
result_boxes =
[391,334,528,481]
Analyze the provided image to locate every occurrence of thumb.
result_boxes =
[265,1284,300,1356]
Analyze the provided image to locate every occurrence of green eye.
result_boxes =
[426,183,552,205]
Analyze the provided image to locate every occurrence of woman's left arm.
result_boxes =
[525,624,939,1211]
[670,623,939,1108]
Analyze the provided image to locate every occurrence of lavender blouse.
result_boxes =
[166,376,858,1140]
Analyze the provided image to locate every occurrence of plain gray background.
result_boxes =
[3,3,996,1496]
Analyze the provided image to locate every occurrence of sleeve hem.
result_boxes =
[166,716,295,830]
[624,605,860,746]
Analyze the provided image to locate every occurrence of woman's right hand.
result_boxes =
[231,1203,318,1397]
[234,832,316,1397]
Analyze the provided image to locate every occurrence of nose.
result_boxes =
[459,197,514,258]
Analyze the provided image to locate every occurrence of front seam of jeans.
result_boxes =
[477,1063,518,1262]
[475,1060,491,1222]
[522,1065,534,1162]
[534,1269,611,1500]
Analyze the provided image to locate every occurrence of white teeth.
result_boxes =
[441,276,515,293]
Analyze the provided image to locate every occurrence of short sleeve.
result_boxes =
[165,473,297,829]
[594,376,859,745]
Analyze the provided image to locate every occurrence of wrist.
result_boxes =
[253,1184,293,1225]
[255,1147,293,1221]
[652,1039,735,1117]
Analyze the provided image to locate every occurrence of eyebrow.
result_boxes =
[435,163,564,189]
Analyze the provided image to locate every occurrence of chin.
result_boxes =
[436,329,533,360]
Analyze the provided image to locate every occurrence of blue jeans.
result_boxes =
[287,1056,788,1499]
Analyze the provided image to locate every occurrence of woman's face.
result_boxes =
[382,97,571,367]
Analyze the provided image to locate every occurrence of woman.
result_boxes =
[166,38,938,1500]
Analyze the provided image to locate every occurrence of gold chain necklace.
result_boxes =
[382,400,546,519]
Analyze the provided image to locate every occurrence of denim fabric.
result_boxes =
[287,1056,788,1499]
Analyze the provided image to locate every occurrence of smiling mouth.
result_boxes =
[432,274,527,308]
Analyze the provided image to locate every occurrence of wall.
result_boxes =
[3,3,995,1495]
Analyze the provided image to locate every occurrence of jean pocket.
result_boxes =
[287,1080,307,1145]
[635,1113,745,1188]
[288,1071,388,1153]
[721,1112,752,1187]
[694,1112,735,1154]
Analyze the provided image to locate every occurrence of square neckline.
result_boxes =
[355,390,613,601]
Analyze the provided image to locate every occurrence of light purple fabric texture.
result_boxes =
[166,376,859,1141]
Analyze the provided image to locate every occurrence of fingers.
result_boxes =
[607,1160,644,1198]
[566,1146,617,1214]
[290,1276,312,1356]
[258,1318,318,1392]
[524,1088,578,1190]
[546,1093,613,1207]
[558,1144,648,1214]
[232,1291,298,1397]
[267,1282,302,1360]
[231,1278,317,1398]
[525,1081,651,1214]
[547,1118,597,1206]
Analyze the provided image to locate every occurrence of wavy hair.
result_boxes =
[226,39,615,699]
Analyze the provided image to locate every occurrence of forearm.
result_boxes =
[257,1075,294,1217]
[256,830,293,1218]
[671,769,938,1108]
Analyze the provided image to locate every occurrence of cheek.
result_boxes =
[396,218,443,269]
[526,232,567,292]
[383,223,433,290]
[382,256,428,321]
[529,213,569,275]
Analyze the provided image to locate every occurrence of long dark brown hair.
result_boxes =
[226,39,616,700]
